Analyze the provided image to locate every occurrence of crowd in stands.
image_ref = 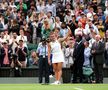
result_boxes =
[0,0,108,83]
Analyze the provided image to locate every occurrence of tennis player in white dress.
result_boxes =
[50,40,65,64]
[48,28,71,85]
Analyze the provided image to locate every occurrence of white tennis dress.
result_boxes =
[50,40,65,63]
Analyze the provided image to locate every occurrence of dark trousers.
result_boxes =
[39,56,49,83]
[94,61,103,83]
[72,60,83,83]
[49,64,54,75]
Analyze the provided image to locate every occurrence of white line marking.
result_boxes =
[74,87,84,90]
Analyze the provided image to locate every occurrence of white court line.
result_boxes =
[74,87,84,90]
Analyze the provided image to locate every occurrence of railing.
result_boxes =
[0,67,108,77]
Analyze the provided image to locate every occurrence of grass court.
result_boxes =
[0,84,108,90]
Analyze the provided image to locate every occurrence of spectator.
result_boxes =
[60,22,69,37]
[83,40,95,83]
[38,11,47,23]
[91,0,98,12]
[53,16,62,29]
[29,11,37,22]
[78,12,86,29]
[10,32,18,54]
[67,15,78,37]
[29,51,38,67]
[63,39,74,68]
[93,14,99,25]
[56,1,65,22]
[10,53,22,77]
[65,3,74,16]
[46,11,55,26]
[12,7,18,19]
[97,19,105,39]
[0,32,6,45]
[84,19,99,39]
[0,0,8,11]
[31,13,39,44]
[22,19,31,42]
[45,0,56,16]
[37,38,49,84]
[17,0,27,12]
[0,18,4,32]
[9,0,17,9]
[54,27,60,39]
[4,30,10,41]
[74,22,83,36]
[0,40,13,67]
[91,35,105,83]
[9,19,19,35]
[41,19,53,39]
[83,41,91,67]
[0,14,5,32]
[17,29,28,47]
[104,30,108,66]
[15,39,27,68]
[64,10,72,24]
[36,0,45,13]
[97,7,105,22]
[75,6,82,21]
[105,16,108,31]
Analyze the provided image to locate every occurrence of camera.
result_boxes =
[11,54,18,60]
[10,54,22,77]
[42,38,50,44]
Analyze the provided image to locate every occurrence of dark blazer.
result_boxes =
[73,40,85,63]
[91,41,105,64]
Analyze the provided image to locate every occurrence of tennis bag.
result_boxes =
[83,66,93,76]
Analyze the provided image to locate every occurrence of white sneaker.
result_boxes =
[51,81,61,85]
[49,75,53,78]
[57,81,61,85]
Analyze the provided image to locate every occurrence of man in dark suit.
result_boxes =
[72,34,85,83]
[91,35,105,83]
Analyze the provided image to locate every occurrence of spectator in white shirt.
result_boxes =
[10,32,18,54]
[36,0,45,13]
[46,11,55,26]
[17,28,27,47]
[64,10,72,24]
[53,17,62,28]
[45,0,56,16]
[74,22,84,36]
[84,19,99,39]
[9,0,17,9]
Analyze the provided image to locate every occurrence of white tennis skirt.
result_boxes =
[52,52,65,64]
